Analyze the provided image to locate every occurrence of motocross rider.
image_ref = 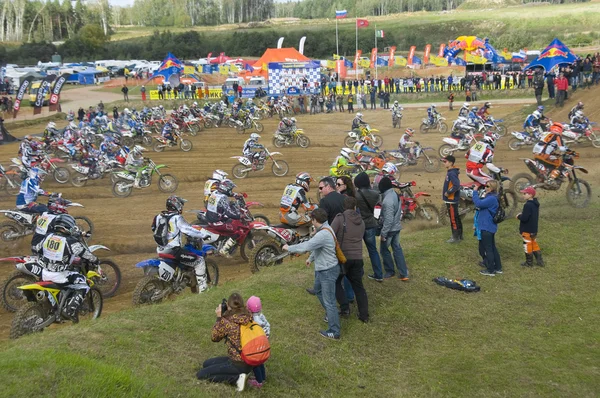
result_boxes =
[427,104,439,125]
[152,195,210,293]
[277,117,296,141]
[398,128,416,161]
[42,122,59,145]
[279,172,317,227]
[31,196,69,254]
[30,214,99,321]
[458,102,470,118]
[467,106,482,132]
[19,135,42,169]
[330,148,357,176]
[161,122,176,146]
[476,102,492,121]
[125,145,147,188]
[568,101,584,120]
[16,167,52,214]
[373,162,399,188]
[351,112,367,132]
[569,110,589,137]
[204,170,228,206]
[391,101,403,117]
[465,133,503,185]
[242,133,266,169]
[533,122,568,182]
[206,179,243,257]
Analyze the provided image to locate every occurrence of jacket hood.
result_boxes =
[354,172,371,189]
[449,167,460,176]
[530,198,540,208]
[379,176,394,193]
[343,209,363,226]
[227,313,253,325]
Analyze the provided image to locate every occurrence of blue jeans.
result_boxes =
[380,230,409,277]
[314,265,341,336]
[364,227,383,279]
[343,277,354,301]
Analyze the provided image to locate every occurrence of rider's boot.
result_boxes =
[446,230,461,244]
[219,238,236,258]
[533,251,545,267]
[521,253,534,267]
[64,290,84,323]
[191,258,208,293]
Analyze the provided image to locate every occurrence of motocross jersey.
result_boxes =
[354,142,377,154]
[278,121,294,135]
[524,114,540,129]
[476,107,489,119]
[570,115,588,129]
[35,233,97,272]
[467,111,479,126]
[427,107,438,118]
[206,191,241,223]
[352,117,365,130]
[242,138,263,157]
[398,134,414,149]
[568,105,583,120]
[125,152,144,167]
[31,212,58,254]
[391,105,402,114]
[153,211,208,252]
[533,133,564,156]
[458,107,469,118]
[203,178,220,201]
[280,184,315,214]
[466,142,494,169]
[16,177,47,208]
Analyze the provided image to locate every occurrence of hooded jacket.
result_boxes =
[331,209,365,260]
[379,178,402,238]
[211,312,253,363]
[517,198,539,234]
[472,192,499,234]
[286,222,338,271]
[443,167,461,203]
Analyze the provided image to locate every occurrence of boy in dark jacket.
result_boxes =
[354,172,384,281]
[516,186,543,267]
[442,155,462,243]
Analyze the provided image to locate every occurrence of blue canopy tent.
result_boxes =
[77,69,103,85]
[153,52,184,85]
[524,38,577,71]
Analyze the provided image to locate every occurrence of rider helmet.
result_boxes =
[382,162,398,175]
[295,172,313,192]
[431,104,436,108]
[537,105,544,113]
[549,122,564,134]
[471,106,478,112]
[53,214,76,236]
[290,117,297,124]
[282,117,292,127]
[250,133,261,140]
[356,112,363,119]
[46,122,56,130]
[246,296,262,313]
[132,145,145,155]
[394,101,399,105]
[405,128,415,136]
[166,195,187,214]
[28,167,47,181]
[462,102,470,108]
[48,197,68,214]
[217,179,237,196]
[270,97,275,100]
[484,102,491,108]
[575,110,584,119]
[212,170,228,181]
[577,101,584,109]
[532,110,541,119]
[163,124,172,132]
[483,131,500,148]
[124,108,131,115]
[192,102,198,107]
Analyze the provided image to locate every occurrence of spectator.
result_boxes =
[140,85,146,101]
[378,177,409,280]
[319,176,346,226]
[442,155,462,243]
[447,91,455,111]
[335,176,355,197]
[472,180,502,276]
[245,296,270,389]
[157,84,163,100]
[347,93,354,113]
[370,87,376,109]
[112,106,118,120]
[354,172,383,282]
[554,72,568,107]
[516,186,544,267]
[166,84,172,99]
[238,84,243,98]
[196,292,254,391]
[331,197,369,323]
[121,84,129,102]
[545,72,555,99]
[283,208,341,340]
[77,107,85,122]
[533,69,545,105]
[337,94,344,112]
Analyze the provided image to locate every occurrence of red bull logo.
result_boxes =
[539,47,568,59]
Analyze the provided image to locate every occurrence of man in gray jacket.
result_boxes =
[378,177,409,280]
[283,208,341,340]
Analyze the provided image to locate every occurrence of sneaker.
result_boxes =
[323,315,328,323]
[367,274,383,282]
[478,261,486,268]
[248,379,263,389]
[383,273,396,279]
[495,270,503,274]
[339,310,350,318]
[479,270,496,277]
[446,237,460,244]
[398,276,409,281]
[236,373,249,392]
[319,330,340,340]
[306,288,316,295]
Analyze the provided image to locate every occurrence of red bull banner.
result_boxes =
[407,46,416,65]
[438,44,446,57]
[370,48,378,68]
[424,44,431,64]
[389,46,396,67]
[12,77,33,118]
[49,73,70,112]
[354,50,362,67]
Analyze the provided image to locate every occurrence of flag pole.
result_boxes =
[355,14,358,80]
[375,24,378,80]
[336,18,339,58]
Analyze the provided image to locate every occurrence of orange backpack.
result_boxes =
[240,322,271,366]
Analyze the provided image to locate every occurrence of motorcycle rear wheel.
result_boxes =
[254,122,264,132]
[204,119,214,129]
[344,136,357,147]
[248,238,284,273]
[232,164,249,179]
[0,271,37,312]
[0,221,23,245]
[158,174,179,193]
[94,260,121,298]
[3,170,22,196]
[372,135,384,147]
[507,137,522,151]
[112,179,133,198]
[566,179,591,208]
[122,137,134,147]
[296,135,310,148]
[10,301,48,339]
[153,141,165,152]
[71,174,88,187]
[142,135,154,146]
[272,160,289,177]
[79,287,103,321]
[511,173,535,202]
[438,144,454,158]
[419,123,429,134]
[252,214,270,225]
[132,276,169,306]
[438,122,449,134]
[496,125,508,137]
[272,137,286,148]
[416,204,440,225]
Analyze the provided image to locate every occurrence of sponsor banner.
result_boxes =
[438,44,446,57]
[370,48,378,68]
[49,73,70,111]
[13,77,33,118]
[407,46,416,65]
[424,44,432,64]
[389,46,397,67]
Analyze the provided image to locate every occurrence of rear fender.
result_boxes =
[442,137,458,145]
[245,201,264,208]
[414,192,431,199]
[154,164,168,170]
[135,259,161,268]
[252,225,290,243]
[89,245,110,253]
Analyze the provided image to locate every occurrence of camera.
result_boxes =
[220,298,228,315]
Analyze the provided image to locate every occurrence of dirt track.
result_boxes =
[1,96,599,339]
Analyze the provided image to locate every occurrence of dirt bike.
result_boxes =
[0,243,120,312]
[511,151,591,208]
[561,123,600,148]
[483,116,507,137]
[344,125,383,147]
[70,158,123,187]
[152,130,193,152]
[171,115,202,136]
[420,114,448,134]
[438,132,482,158]
[392,109,403,128]
[237,116,264,134]
[121,127,154,147]
[247,222,314,273]
[9,269,103,339]
[145,118,167,133]
[0,162,22,196]
[440,169,517,223]
[11,154,70,184]
[0,197,93,248]
[394,181,441,224]
[507,130,541,151]
[131,242,218,306]
[392,142,441,173]
[111,158,178,198]
[273,128,310,148]
[231,147,289,179]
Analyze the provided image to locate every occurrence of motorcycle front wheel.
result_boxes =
[511,173,535,202]
[496,125,508,137]
[296,135,310,148]
[272,160,289,177]
[232,164,249,179]
[79,287,103,321]
[142,135,153,146]
[566,179,591,208]
[95,259,121,298]
[122,137,134,147]
[416,204,441,225]
[0,221,23,245]
[158,174,179,193]
[254,122,264,132]
[500,190,518,218]
[53,167,70,184]
[188,125,199,136]
[438,122,449,134]
[205,259,219,287]
[153,141,165,152]
[74,216,94,241]
[180,139,193,152]
[372,135,384,147]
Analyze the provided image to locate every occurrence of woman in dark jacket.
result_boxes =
[336,175,355,197]
[197,292,253,391]
[472,180,502,276]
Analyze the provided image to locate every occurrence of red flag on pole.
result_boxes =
[424,44,432,64]
[356,19,369,28]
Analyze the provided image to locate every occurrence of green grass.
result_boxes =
[0,196,598,397]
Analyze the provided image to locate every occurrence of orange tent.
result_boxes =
[253,48,311,70]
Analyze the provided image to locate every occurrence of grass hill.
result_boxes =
[1,196,598,397]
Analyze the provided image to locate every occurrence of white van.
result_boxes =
[249,77,266,86]
[225,77,245,87]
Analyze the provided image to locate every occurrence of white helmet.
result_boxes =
[250,133,261,140]
[132,145,146,154]
[356,112,363,118]
[340,147,355,160]
[382,162,398,175]
[532,110,541,119]
[220,101,225,106]
[431,104,436,108]
[270,97,274,100]
[124,108,131,115]
[69,121,78,130]
[212,170,228,181]
[462,102,470,108]
[394,101,398,105]
[193,102,198,107]
[47,122,56,130]
[575,110,584,119]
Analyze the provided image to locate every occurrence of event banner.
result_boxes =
[438,44,446,57]
[354,50,362,67]
[34,75,57,114]
[389,46,397,67]
[49,73,70,111]
[424,44,431,64]
[370,48,378,68]
[407,46,416,65]
[12,77,33,118]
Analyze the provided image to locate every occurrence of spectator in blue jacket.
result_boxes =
[472,180,502,276]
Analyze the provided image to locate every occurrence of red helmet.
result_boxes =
[549,122,564,134]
